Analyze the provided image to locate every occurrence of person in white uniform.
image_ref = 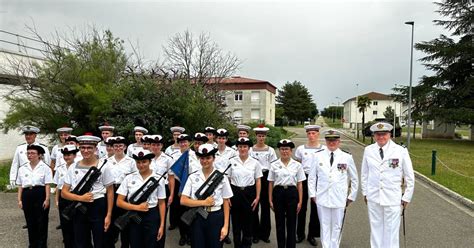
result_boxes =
[361,122,415,248]
[51,127,73,171]
[214,128,237,171]
[165,126,185,156]
[204,126,218,148]
[231,124,251,150]
[97,123,115,159]
[10,125,51,189]
[308,130,358,248]
[127,126,149,157]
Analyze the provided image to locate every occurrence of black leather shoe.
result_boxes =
[262,239,270,243]
[252,238,259,244]
[55,225,61,230]
[22,224,28,229]
[308,237,318,246]
[186,237,191,246]
[296,236,304,243]
[179,237,186,246]
[168,225,176,230]
[224,236,232,244]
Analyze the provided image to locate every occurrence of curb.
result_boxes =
[338,129,474,211]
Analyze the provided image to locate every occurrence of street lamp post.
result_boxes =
[405,21,414,150]
[336,96,341,123]
[355,83,359,139]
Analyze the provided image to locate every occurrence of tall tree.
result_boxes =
[357,96,372,142]
[276,81,317,124]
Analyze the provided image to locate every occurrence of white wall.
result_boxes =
[343,99,407,129]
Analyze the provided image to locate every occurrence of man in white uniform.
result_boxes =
[361,122,415,248]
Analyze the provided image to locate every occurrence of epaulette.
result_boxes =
[251,156,259,161]
[270,158,279,164]
[20,162,29,167]
[188,170,199,176]
[18,143,26,146]
[228,155,237,160]
[341,149,351,155]
[39,143,48,147]
[163,153,173,158]
[314,149,325,154]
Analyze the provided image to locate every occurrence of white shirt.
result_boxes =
[152,153,174,184]
[165,144,180,156]
[10,142,51,182]
[51,144,63,162]
[116,171,166,208]
[361,140,415,206]
[268,158,306,186]
[250,145,278,171]
[214,146,237,171]
[53,161,73,189]
[182,168,233,208]
[308,148,359,208]
[97,142,108,159]
[227,156,263,187]
[106,155,137,184]
[127,143,143,157]
[64,161,115,199]
[16,161,53,187]
[294,144,326,174]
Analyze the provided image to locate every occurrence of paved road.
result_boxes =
[1,120,473,247]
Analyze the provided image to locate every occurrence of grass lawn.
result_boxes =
[0,161,12,191]
[323,118,343,128]
[352,136,474,200]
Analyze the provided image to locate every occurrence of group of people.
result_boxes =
[10,121,415,248]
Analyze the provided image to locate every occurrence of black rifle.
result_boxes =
[61,159,108,221]
[114,173,167,231]
[181,164,232,226]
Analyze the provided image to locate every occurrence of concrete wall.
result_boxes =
[421,120,456,139]
[223,89,275,125]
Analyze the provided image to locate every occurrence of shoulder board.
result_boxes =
[20,162,29,167]
[314,149,325,154]
[341,149,351,155]
[270,158,279,164]
[18,143,26,146]
[228,155,237,160]
[163,153,173,158]
[39,143,48,147]
[188,170,199,176]
[125,171,136,176]
[250,156,259,160]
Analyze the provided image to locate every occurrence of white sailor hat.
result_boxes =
[370,122,393,133]
[141,135,153,143]
[235,137,253,147]
[56,127,73,133]
[194,132,209,142]
[98,123,115,131]
[236,124,251,132]
[21,125,40,134]
[204,127,217,135]
[61,144,79,154]
[170,126,185,133]
[277,139,295,149]
[114,136,127,144]
[149,135,164,144]
[195,143,217,157]
[304,125,321,132]
[132,149,155,160]
[133,126,148,134]
[324,129,341,139]
[105,137,116,145]
[77,133,101,145]
[177,134,192,142]
[216,128,229,137]
[253,124,269,134]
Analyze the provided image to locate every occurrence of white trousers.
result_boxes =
[367,201,401,248]
[316,204,344,248]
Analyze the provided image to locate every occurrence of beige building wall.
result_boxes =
[222,89,275,126]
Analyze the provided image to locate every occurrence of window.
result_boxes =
[373,110,378,115]
[373,101,378,106]
[233,109,242,119]
[234,92,243,101]
[251,109,260,120]
[251,91,260,102]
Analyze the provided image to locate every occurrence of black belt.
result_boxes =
[23,185,45,190]
[231,184,255,191]
[274,185,296,190]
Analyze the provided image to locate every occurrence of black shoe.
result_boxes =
[308,237,318,246]
[55,225,61,230]
[186,237,191,246]
[22,224,27,229]
[296,236,304,243]
[168,225,176,230]
[262,238,270,243]
[252,238,259,244]
[224,236,232,244]
[179,237,186,246]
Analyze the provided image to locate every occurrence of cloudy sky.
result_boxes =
[1,0,448,109]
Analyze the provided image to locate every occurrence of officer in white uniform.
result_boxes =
[308,130,358,248]
[361,122,415,248]
[97,124,115,159]
[51,127,73,171]
[294,124,325,246]
[61,134,115,248]
[228,137,262,248]
[250,124,277,243]
[127,126,149,157]
[268,139,306,248]
[10,125,51,189]
[165,126,185,156]
[16,144,53,248]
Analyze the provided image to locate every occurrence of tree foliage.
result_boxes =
[276,81,317,123]
[321,106,343,122]
[357,96,372,142]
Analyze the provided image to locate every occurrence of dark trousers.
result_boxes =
[231,185,256,248]
[58,190,74,248]
[191,209,224,248]
[22,186,49,248]
[273,186,298,248]
[73,197,107,248]
[173,180,189,239]
[297,176,320,239]
[169,181,179,228]
[106,189,130,248]
[252,170,271,240]
[129,207,160,248]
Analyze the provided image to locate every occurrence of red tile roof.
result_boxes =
[203,76,277,94]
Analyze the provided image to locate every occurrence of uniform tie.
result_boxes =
[330,152,334,166]
[379,147,384,160]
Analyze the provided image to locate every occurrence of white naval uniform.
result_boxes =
[126,143,143,157]
[250,146,277,172]
[63,161,115,199]
[10,142,51,184]
[294,144,326,174]
[106,155,137,185]
[165,145,180,157]
[97,142,108,159]
[361,140,415,248]
[268,158,306,186]
[51,144,63,167]
[53,161,72,190]
[116,171,167,208]
[227,156,263,187]
[16,161,54,187]
[308,149,358,248]
[151,153,174,184]
[214,146,237,171]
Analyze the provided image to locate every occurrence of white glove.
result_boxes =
[10,180,16,187]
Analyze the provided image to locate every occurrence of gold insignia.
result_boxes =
[377,123,384,129]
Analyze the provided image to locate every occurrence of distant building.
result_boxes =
[342,92,406,129]
[214,76,277,125]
